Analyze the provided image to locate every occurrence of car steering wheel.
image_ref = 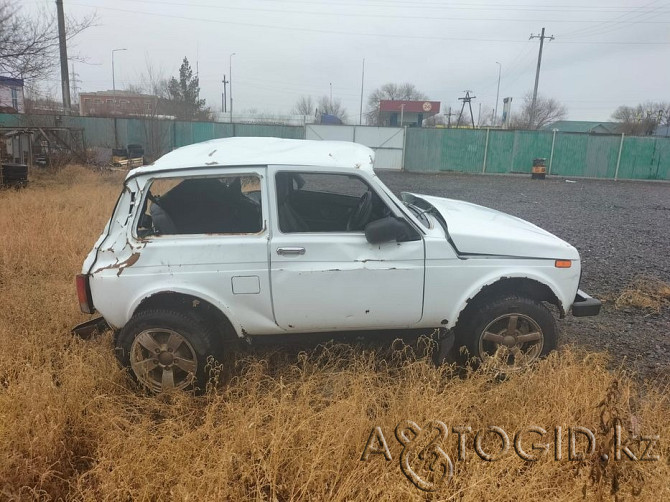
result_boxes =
[346,191,373,231]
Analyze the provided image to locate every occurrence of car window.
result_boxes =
[138,174,262,237]
[276,172,391,233]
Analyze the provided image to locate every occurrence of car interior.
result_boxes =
[138,176,262,236]
[275,172,391,233]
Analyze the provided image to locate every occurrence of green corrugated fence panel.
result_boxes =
[62,116,116,147]
[405,128,487,172]
[174,121,193,148]
[404,128,443,172]
[0,114,23,127]
[510,130,553,173]
[485,130,515,173]
[618,136,670,180]
[550,133,618,178]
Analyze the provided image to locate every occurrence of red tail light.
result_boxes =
[76,274,95,314]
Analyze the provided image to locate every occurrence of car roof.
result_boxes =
[127,137,376,179]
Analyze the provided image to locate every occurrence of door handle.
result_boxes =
[276,247,306,256]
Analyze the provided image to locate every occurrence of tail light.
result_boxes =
[76,274,95,314]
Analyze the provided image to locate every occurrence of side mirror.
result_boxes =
[364,217,417,244]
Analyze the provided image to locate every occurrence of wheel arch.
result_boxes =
[449,275,564,332]
[128,289,243,340]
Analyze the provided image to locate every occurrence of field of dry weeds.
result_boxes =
[0,166,668,501]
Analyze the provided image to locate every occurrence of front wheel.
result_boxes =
[116,309,222,393]
[456,296,557,371]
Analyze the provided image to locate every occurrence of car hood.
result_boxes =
[402,193,579,259]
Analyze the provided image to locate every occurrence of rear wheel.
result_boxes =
[116,309,222,393]
[456,296,557,371]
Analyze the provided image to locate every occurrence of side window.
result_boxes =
[138,174,263,237]
[276,172,391,233]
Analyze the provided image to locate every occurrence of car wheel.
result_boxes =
[456,296,557,371]
[116,309,222,393]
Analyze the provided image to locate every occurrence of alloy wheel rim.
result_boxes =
[130,328,197,393]
[478,313,544,370]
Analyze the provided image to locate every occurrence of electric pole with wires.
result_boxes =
[456,91,476,129]
[529,27,554,128]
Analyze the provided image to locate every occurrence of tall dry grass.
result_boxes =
[0,166,668,501]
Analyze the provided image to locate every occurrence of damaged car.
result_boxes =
[75,137,601,393]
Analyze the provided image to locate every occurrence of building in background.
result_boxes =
[378,100,440,127]
[0,77,25,114]
[79,90,158,117]
[543,121,620,134]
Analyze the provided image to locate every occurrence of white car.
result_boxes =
[74,137,600,393]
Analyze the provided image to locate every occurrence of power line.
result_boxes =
[106,0,670,24]
[69,3,670,45]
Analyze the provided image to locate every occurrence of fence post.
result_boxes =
[401,126,407,171]
[482,128,490,173]
[548,129,557,175]
[614,132,624,180]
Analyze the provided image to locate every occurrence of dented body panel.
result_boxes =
[80,137,597,340]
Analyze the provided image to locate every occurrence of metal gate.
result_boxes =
[305,125,405,170]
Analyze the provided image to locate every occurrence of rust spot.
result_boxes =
[116,252,141,276]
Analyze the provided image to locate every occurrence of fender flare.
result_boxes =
[446,269,568,329]
[126,285,245,338]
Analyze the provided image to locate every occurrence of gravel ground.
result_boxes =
[377,171,670,380]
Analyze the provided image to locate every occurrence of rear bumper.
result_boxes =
[72,316,109,339]
[571,290,601,317]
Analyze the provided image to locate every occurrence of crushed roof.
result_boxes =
[128,137,376,178]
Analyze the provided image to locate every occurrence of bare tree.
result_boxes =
[0,0,95,80]
[509,92,567,130]
[317,95,347,123]
[611,102,670,136]
[365,83,428,125]
[293,95,315,116]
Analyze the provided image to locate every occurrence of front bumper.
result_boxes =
[571,290,601,317]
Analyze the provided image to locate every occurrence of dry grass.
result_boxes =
[0,166,668,501]
[615,276,670,313]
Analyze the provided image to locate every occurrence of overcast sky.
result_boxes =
[27,0,670,122]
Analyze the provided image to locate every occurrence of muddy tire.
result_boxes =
[116,309,222,394]
[455,296,557,370]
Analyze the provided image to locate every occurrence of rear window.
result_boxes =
[138,175,262,236]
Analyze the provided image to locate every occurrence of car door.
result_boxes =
[117,168,280,336]
[269,168,425,332]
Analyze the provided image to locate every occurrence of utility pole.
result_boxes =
[229,53,236,122]
[222,74,228,113]
[529,27,554,128]
[329,82,333,109]
[456,91,476,129]
[494,62,502,125]
[56,0,71,113]
[359,58,365,125]
[445,107,456,128]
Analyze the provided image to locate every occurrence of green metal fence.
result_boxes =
[0,114,304,160]
[405,128,670,180]
[1,113,668,180]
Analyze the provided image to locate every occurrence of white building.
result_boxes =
[0,77,25,113]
